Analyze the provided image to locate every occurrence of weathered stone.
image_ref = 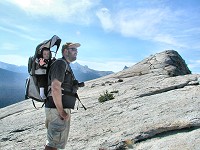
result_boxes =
[0,50,199,150]
[113,50,191,78]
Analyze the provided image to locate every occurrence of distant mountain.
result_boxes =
[0,68,27,87]
[71,62,113,82]
[0,68,28,108]
[0,61,27,73]
[123,66,129,70]
[0,61,113,81]
[0,61,113,108]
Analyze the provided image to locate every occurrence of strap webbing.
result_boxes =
[62,90,87,110]
[32,99,45,109]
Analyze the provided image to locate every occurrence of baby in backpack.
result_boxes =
[35,47,51,99]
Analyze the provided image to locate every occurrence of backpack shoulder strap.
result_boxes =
[58,58,87,110]
[47,58,71,96]
[57,58,76,80]
[51,58,69,74]
[48,57,87,110]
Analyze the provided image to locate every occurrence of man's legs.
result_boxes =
[45,108,71,149]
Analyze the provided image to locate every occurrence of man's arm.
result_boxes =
[51,79,69,120]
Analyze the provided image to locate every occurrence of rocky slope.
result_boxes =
[0,50,200,150]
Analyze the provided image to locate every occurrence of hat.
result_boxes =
[41,47,50,51]
[62,42,81,52]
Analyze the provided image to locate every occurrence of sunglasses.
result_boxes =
[68,48,77,51]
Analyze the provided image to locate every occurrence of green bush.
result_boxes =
[98,90,115,103]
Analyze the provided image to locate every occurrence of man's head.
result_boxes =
[62,42,81,62]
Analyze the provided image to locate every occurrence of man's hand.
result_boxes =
[58,110,70,121]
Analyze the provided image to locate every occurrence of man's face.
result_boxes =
[66,46,78,62]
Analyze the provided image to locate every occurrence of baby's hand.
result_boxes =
[39,58,46,66]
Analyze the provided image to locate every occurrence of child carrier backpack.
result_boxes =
[25,35,61,107]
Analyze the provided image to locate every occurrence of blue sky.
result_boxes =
[0,0,199,73]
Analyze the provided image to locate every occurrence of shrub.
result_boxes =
[98,90,115,103]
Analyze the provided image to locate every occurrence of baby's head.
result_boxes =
[41,47,50,60]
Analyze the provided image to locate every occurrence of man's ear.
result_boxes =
[63,49,68,55]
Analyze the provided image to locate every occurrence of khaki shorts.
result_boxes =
[45,108,71,149]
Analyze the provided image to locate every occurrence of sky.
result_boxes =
[0,0,199,73]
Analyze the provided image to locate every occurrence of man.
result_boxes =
[44,42,80,150]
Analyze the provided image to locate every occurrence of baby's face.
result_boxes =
[43,50,50,59]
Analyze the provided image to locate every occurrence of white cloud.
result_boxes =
[96,6,200,49]
[117,8,165,37]
[96,7,169,37]
[0,26,37,41]
[153,34,184,48]
[77,59,135,72]
[96,8,114,31]
[1,43,19,51]
[0,55,28,66]
[5,0,100,24]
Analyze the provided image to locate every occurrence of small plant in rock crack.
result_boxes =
[98,90,115,103]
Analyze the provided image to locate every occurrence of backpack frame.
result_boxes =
[25,35,61,105]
